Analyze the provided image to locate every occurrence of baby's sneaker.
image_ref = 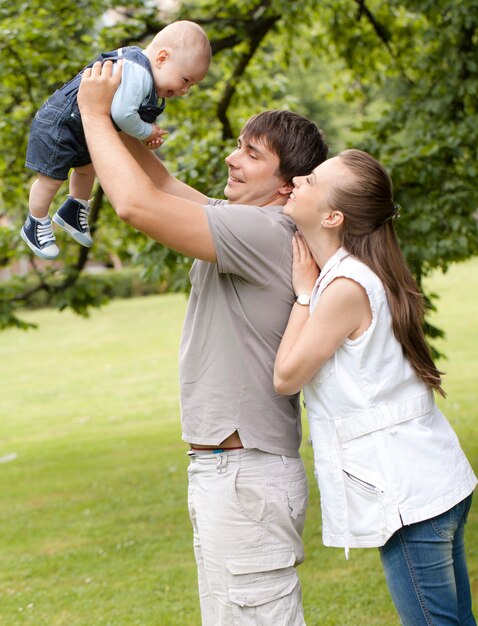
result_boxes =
[52,197,93,247]
[20,215,59,260]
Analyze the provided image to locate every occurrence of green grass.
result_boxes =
[1,259,477,625]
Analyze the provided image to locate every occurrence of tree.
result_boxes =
[1,0,477,336]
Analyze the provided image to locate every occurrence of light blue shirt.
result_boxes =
[110,53,156,141]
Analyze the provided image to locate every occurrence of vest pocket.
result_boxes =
[343,470,385,538]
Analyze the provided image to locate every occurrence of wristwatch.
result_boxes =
[295,294,311,306]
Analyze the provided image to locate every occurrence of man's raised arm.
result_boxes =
[78,60,216,262]
[119,133,208,205]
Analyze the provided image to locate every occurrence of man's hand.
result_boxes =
[78,60,123,118]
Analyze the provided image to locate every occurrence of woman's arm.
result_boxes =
[274,237,371,395]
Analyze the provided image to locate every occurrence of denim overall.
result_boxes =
[25,46,166,180]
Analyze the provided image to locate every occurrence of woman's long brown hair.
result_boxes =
[330,149,445,396]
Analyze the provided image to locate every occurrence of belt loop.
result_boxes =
[216,453,228,474]
[281,455,288,465]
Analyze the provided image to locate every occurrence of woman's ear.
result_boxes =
[322,211,344,228]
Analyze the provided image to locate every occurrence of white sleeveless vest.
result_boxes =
[304,248,476,555]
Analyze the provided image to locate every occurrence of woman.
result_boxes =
[274,149,477,625]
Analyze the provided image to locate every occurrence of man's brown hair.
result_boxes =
[241,110,328,183]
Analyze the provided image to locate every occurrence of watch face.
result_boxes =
[297,294,310,305]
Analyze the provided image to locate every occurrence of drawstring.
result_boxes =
[334,420,350,560]
[216,453,228,474]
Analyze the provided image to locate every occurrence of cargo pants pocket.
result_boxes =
[226,548,305,626]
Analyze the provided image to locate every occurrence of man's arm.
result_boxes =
[78,60,215,262]
[119,133,208,204]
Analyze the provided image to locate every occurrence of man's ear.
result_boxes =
[278,181,294,196]
[155,48,170,66]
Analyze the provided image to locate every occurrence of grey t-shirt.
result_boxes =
[179,199,302,457]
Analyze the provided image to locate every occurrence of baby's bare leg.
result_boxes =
[29,174,65,218]
[69,163,95,201]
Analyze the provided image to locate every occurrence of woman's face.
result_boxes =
[284,157,349,230]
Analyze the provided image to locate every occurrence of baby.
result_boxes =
[21,20,211,259]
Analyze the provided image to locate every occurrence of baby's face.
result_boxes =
[153,51,209,99]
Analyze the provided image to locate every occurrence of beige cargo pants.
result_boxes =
[187,448,308,625]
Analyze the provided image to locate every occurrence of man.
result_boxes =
[78,60,328,625]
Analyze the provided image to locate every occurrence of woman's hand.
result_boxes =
[292,232,319,297]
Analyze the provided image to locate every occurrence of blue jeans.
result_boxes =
[379,494,476,625]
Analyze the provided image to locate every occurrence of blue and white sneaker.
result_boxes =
[20,215,59,260]
[52,196,93,247]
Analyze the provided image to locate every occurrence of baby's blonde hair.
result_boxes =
[146,20,211,63]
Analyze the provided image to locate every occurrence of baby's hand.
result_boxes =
[145,126,168,149]
[292,232,319,296]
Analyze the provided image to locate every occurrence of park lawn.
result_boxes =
[0,258,477,626]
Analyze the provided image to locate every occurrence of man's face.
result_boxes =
[224,135,292,206]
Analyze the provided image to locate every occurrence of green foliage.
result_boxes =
[0,0,477,332]
[325,0,478,277]
[1,266,169,316]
